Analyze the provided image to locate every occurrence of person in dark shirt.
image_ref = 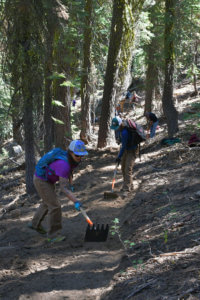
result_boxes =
[125,90,132,99]
[72,99,76,107]
[110,117,138,194]
[145,112,158,138]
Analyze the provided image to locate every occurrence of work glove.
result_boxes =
[69,184,74,192]
[74,201,82,211]
[115,157,121,165]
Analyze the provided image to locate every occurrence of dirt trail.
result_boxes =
[0,148,130,300]
[1,83,200,299]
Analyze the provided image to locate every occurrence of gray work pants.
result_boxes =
[32,175,62,238]
[121,149,137,191]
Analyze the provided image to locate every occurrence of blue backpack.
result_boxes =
[35,148,68,180]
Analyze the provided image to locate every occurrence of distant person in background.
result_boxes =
[115,103,121,116]
[130,91,142,110]
[125,90,132,100]
[72,99,76,107]
[119,98,126,113]
[145,112,158,138]
[119,90,133,113]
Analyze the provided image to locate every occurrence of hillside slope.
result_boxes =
[0,82,200,300]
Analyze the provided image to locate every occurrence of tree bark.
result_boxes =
[20,3,36,194]
[193,40,198,95]
[53,76,71,150]
[44,25,54,153]
[12,93,24,146]
[22,46,36,195]
[145,46,158,113]
[162,0,178,138]
[80,0,93,141]
[23,95,35,194]
[144,0,163,114]
[97,0,125,148]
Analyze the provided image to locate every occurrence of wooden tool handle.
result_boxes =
[80,207,93,226]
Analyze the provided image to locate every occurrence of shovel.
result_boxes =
[80,207,109,242]
[104,163,119,199]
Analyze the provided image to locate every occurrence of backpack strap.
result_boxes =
[138,143,141,161]
[127,119,136,129]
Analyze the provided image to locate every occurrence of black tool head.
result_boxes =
[104,192,119,199]
[84,224,109,242]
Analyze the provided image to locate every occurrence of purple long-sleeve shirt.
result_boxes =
[35,160,76,184]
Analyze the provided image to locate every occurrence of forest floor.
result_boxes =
[1,81,200,300]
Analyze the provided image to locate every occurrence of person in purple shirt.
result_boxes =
[28,140,88,243]
[110,117,138,195]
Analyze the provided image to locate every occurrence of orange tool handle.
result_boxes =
[111,164,118,191]
[112,178,116,190]
[80,207,93,226]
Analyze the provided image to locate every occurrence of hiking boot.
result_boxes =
[28,222,47,235]
[47,235,66,243]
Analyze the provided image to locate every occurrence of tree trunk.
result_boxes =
[22,53,36,195]
[20,3,37,194]
[162,0,178,138]
[80,0,93,141]
[97,0,125,148]
[145,46,158,113]
[2,0,48,193]
[44,29,54,153]
[53,77,71,150]
[193,40,198,95]
[117,0,145,95]
[23,95,36,194]
[144,0,163,114]
[44,70,53,152]
[12,93,23,146]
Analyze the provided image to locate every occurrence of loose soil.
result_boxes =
[1,82,200,300]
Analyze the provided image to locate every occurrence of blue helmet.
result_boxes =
[110,117,122,130]
[69,140,88,156]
